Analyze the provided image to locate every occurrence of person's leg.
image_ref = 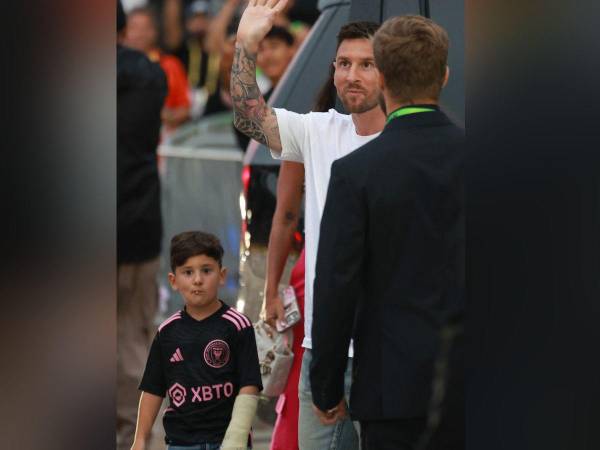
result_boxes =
[270,392,298,450]
[270,345,304,450]
[271,255,305,450]
[360,418,426,450]
[298,349,359,450]
[117,257,160,450]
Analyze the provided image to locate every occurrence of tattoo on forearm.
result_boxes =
[231,43,281,149]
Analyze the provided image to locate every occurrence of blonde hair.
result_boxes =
[373,15,449,102]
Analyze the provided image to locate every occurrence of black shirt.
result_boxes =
[117,45,167,263]
[139,302,263,445]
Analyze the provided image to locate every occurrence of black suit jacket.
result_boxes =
[310,108,465,421]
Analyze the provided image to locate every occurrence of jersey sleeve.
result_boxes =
[235,325,263,391]
[138,332,166,397]
[272,108,308,163]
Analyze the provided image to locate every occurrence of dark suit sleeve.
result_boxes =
[310,160,366,411]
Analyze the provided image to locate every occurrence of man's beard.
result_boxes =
[338,88,380,114]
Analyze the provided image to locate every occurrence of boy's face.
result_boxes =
[168,254,226,310]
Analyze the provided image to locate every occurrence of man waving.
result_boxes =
[232,1,386,449]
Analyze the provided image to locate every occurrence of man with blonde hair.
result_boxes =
[310,15,465,450]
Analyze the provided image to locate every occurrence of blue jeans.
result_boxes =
[298,349,359,450]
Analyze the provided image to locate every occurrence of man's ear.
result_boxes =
[442,66,450,88]
[219,267,227,286]
[379,71,386,91]
[168,272,177,290]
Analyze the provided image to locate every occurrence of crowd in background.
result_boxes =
[120,0,318,145]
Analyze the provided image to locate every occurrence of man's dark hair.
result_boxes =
[336,21,380,49]
[265,26,294,47]
[170,231,224,271]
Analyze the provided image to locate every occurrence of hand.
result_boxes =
[312,398,348,425]
[236,0,289,53]
[265,292,285,329]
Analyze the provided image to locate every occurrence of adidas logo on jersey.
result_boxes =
[170,348,184,362]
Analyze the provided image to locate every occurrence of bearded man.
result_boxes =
[231,1,386,448]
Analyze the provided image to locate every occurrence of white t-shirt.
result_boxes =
[272,108,380,356]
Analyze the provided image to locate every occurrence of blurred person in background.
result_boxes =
[201,1,244,117]
[266,0,310,49]
[125,6,191,137]
[264,70,336,450]
[257,25,296,95]
[266,169,304,450]
[202,33,237,116]
[117,1,167,449]
[162,0,241,118]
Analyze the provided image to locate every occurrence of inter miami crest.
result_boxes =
[203,339,230,368]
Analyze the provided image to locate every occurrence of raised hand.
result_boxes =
[231,0,283,151]
[236,0,289,53]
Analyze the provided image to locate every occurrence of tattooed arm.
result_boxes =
[231,43,282,151]
[231,0,288,152]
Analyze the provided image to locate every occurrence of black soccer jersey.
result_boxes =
[139,301,262,446]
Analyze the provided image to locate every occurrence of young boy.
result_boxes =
[131,231,262,450]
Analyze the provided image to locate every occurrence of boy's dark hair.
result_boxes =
[336,21,380,50]
[170,231,224,271]
[265,26,294,46]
